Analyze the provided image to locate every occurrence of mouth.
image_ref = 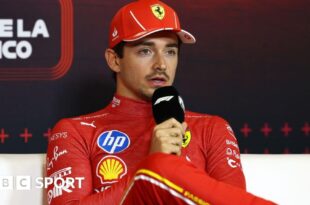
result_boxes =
[147,76,168,87]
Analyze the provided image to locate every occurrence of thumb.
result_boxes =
[182,122,188,133]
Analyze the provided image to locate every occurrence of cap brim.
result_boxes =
[177,29,196,44]
[123,28,196,44]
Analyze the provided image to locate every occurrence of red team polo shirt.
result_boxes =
[46,95,246,205]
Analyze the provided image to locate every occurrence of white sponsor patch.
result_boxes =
[227,157,241,169]
[47,167,73,204]
[226,148,240,159]
[226,124,237,140]
[112,96,121,108]
[94,186,112,193]
[50,132,68,141]
[49,167,72,179]
[80,120,96,128]
[226,139,239,149]
[112,27,118,38]
[47,146,68,170]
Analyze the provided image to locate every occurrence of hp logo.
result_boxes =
[97,130,130,154]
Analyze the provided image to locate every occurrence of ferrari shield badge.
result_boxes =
[151,4,165,20]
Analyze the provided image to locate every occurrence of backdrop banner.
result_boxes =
[0,0,309,153]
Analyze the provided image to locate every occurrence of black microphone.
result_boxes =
[152,86,185,124]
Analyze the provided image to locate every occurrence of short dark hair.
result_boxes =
[112,41,126,59]
[110,41,126,81]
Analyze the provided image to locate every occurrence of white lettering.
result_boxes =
[3,178,9,187]
[17,19,31,37]
[233,149,240,159]
[45,176,85,204]
[35,177,44,189]
[0,40,32,59]
[45,177,54,187]
[111,136,125,153]
[1,19,50,38]
[16,176,31,190]
[33,176,85,189]
[54,177,65,188]
[102,131,114,146]
[50,132,68,141]
[75,177,84,188]
[20,178,27,187]
[154,96,174,105]
[226,148,232,155]
[0,18,49,60]
[0,176,84,193]
[1,40,16,59]
[47,146,68,170]
[47,189,53,204]
[0,19,13,37]
[49,167,72,179]
[94,186,111,193]
[16,40,32,59]
[0,176,13,190]
[226,124,237,140]
[227,158,237,168]
[227,157,240,169]
[32,19,49,38]
[65,177,75,189]
[226,139,239,149]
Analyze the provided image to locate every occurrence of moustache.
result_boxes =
[146,71,170,81]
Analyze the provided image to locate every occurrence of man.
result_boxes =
[46,0,275,204]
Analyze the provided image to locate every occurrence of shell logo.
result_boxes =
[96,155,127,184]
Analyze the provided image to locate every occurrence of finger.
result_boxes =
[153,129,182,145]
[155,128,183,142]
[167,128,183,138]
[154,118,184,133]
[167,134,183,146]
[154,129,172,141]
[154,122,185,139]
[182,122,188,132]
[162,143,182,156]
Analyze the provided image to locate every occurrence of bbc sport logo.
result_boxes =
[0,175,84,190]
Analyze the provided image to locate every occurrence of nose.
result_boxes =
[153,53,167,72]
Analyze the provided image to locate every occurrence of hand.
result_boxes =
[150,118,187,156]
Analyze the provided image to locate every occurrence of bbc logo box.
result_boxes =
[0,176,31,190]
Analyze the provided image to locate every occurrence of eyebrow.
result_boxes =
[127,41,179,48]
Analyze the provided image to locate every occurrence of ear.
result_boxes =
[105,48,121,73]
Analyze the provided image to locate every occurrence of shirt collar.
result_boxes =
[107,94,153,117]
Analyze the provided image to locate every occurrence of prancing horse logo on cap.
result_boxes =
[151,4,165,20]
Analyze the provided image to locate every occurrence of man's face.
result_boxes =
[115,31,179,101]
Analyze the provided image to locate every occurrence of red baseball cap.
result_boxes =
[108,0,196,48]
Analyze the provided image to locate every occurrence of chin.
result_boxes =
[140,88,155,101]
